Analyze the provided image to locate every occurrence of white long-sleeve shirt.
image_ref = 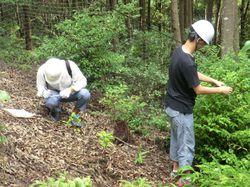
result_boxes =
[36,59,87,97]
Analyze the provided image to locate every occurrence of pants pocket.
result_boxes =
[165,107,180,118]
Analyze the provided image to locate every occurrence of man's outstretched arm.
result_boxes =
[197,72,225,87]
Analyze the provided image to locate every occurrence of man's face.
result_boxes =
[196,38,206,49]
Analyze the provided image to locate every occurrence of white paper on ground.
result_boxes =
[1,108,36,118]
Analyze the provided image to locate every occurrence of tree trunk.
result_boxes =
[15,4,23,38]
[184,0,192,29]
[233,1,239,53]
[214,0,222,44]
[110,0,116,10]
[179,0,185,42]
[0,3,3,21]
[139,0,146,31]
[221,0,239,56]
[139,0,147,61]
[72,0,78,11]
[171,0,182,47]
[157,0,163,31]
[147,0,151,30]
[240,0,250,47]
[124,0,133,40]
[206,0,213,22]
[22,5,32,50]
[108,0,118,52]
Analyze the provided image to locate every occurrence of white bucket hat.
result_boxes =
[44,58,64,85]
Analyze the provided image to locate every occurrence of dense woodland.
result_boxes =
[0,0,249,186]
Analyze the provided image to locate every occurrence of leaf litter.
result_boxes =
[0,62,171,187]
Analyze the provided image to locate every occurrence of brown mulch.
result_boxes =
[0,61,171,187]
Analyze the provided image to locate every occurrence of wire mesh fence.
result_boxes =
[0,1,95,49]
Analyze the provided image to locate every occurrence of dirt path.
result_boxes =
[0,62,171,187]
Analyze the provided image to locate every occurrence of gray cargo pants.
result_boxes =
[45,88,91,111]
[165,107,195,167]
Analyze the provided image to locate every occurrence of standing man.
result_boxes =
[165,20,233,186]
[36,58,91,126]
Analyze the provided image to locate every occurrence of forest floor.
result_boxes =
[0,61,171,187]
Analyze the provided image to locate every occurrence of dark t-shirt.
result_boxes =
[165,47,200,114]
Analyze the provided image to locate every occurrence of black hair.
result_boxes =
[188,26,198,42]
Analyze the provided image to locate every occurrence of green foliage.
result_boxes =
[100,84,168,134]
[0,124,7,144]
[120,178,152,187]
[191,159,250,187]
[30,175,92,187]
[239,40,250,57]
[194,43,250,162]
[0,90,11,102]
[147,107,170,131]
[134,148,148,165]
[63,112,81,128]
[97,130,114,149]
[0,23,36,65]
[35,9,128,87]
[100,84,147,135]
[120,31,171,102]
[0,135,7,144]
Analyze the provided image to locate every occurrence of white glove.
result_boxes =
[43,90,53,98]
[60,88,72,99]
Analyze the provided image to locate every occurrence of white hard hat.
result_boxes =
[191,20,215,44]
[44,58,64,85]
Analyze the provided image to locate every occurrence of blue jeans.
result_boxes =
[45,89,91,112]
[165,107,195,168]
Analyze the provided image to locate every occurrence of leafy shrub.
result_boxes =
[35,9,127,88]
[147,106,170,131]
[0,23,36,65]
[191,159,250,187]
[30,175,92,187]
[100,84,168,135]
[120,31,171,102]
[100,84,148,135]
[194,42,250,162]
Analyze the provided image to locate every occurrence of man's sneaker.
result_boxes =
[176,177,191,187]
[167,171,180,183]
[49,108,61,121]
[70,113,82,127]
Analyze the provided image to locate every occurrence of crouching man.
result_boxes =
[36,58,91,126]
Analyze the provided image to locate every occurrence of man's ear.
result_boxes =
[197,38,206,45]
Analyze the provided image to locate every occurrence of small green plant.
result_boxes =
[0,135,7,144]
[30,175,92,187]
[97,130,114,149]
[120,178,152,187]
[134,148,148,165]
[63,112,81,128]
[0,90,11,102]
[0,124,7,144]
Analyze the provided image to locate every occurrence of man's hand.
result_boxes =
[43,90,53,98]
[213,80,225,87]
[219,86,233,95]
[60,88,72,98]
